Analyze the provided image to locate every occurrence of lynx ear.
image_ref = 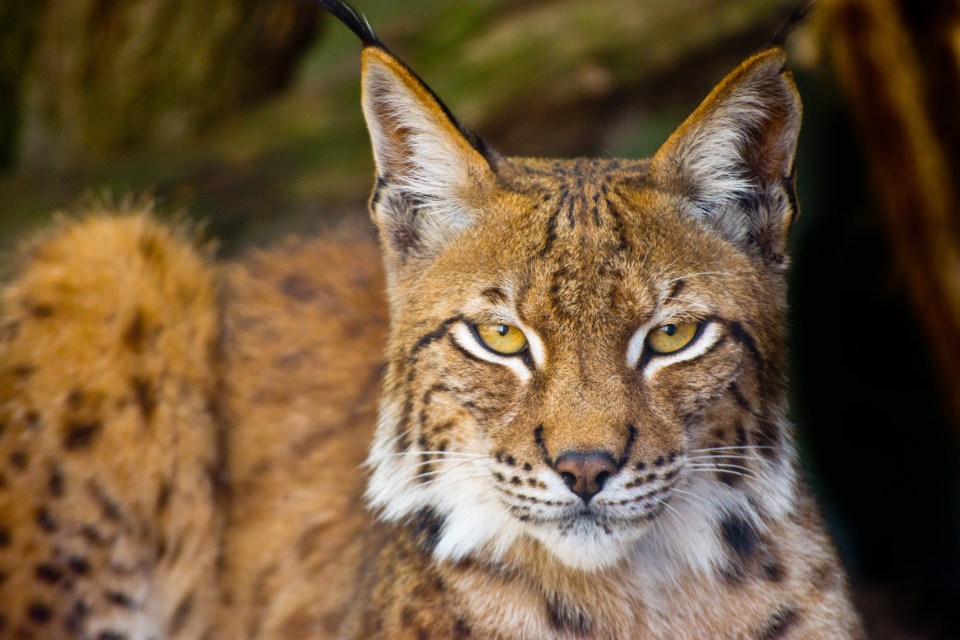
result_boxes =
[652,48,801,265]
[361,47,497,262]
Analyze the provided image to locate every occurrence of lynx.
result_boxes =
[0,1,863,638]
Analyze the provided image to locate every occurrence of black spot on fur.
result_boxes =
[763,556,786,583]
[123,310,147,353]
[755,419,782,460]
[546,596,592,635]
[9,450,28,471]
[48,465,65,497]
[35,507,57,533]
[168,592,194,635]
[0,528,10,547]
[105,590,137,609]
[23,411,41,429]
[12,363,35,377]
[67,556,90,575]
[408,507,446,555]
[757,608,799,639]
[96,631,129,640]
[719,513,758,584]
[80,525,107,546]
[721,514,757,558]
[130,376,157,423]
[87,481,123,523]
[63,421,102,450]
[29,303,54,318]
[453,617,472,638]
[26,602,52,624]
[156,481,172,515]
[280,274,317,302]
[34,564,63,584]
[65,599,91,633]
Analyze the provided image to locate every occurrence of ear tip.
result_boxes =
[738,47,801,108]
[744,47,789,76]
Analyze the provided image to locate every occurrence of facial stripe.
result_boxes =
[394,315,464,451]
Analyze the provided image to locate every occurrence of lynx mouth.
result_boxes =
[521,503,667,532]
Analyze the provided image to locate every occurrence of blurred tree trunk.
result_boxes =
[0,1,48,170]
[825,0,960,437]
[8,0,322,168]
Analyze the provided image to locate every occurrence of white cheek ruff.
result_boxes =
[451,323,533,382]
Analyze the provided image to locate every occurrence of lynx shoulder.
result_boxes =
[0,1,862,638]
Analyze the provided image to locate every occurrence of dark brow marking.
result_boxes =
[540,192,568,257]
[591,191,602,225]
[481,287,507,304]
[602,184,630,252]
[668,279,686,300]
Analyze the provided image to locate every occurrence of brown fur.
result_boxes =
[0,12,863,639]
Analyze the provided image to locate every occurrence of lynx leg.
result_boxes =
[0,213,224,639]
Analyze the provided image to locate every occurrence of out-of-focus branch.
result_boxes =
[825,0,960,436]
[10,0,324,168]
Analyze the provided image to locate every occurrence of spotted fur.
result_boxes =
[0,1,863,638]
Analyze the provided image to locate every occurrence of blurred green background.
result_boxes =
[1,1,958,637]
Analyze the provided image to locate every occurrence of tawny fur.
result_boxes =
[0,18,863,640]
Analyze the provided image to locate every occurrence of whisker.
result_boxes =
[663,271,734,286]
[686,467,761,483]
[386,451,488,459]
[690,445,777,453]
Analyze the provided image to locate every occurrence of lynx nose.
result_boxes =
[554,451,618,503]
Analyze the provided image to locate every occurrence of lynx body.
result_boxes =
[0,1,862,638]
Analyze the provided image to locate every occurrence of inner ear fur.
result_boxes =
[652,48,802,265]
[361,47,496,262]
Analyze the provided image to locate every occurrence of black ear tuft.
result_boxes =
[314,0,381,48]
[769,1,815,47]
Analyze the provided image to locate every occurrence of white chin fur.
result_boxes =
[527,520,648,571]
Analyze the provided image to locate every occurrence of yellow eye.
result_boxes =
[474,323,529,355]
[646,322,699,355]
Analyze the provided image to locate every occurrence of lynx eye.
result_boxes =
[473,323,529,355]
[646,321,699,355]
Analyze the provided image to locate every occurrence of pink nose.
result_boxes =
[554,451,618,502]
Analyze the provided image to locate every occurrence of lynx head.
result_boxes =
[318,0,802,573]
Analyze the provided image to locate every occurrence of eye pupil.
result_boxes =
[645,321,701,356]
[497,324,509,336]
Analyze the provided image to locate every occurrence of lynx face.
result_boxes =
[351,19,801,571]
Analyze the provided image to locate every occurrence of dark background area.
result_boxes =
[1,1,957,637]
